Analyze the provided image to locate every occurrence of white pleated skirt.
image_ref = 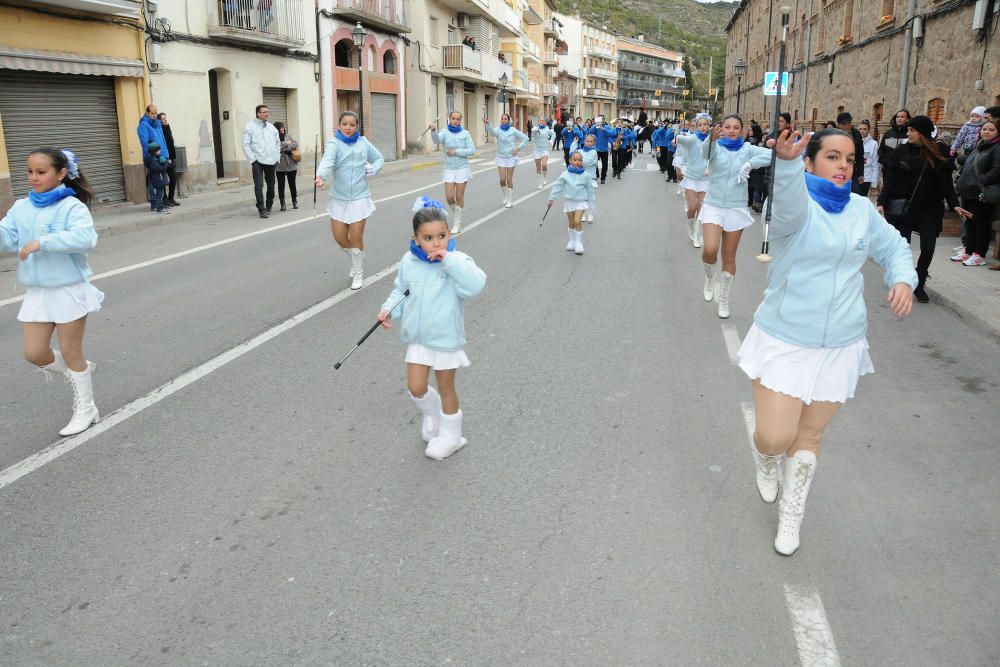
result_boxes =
[327,196,376,224]
[681,176,708,193]
[699,202,755,232]
[738,323,875,405]
[563,201,590,212]
[443,167,473,183]
[673,156,687,168]
[18,282,105,324]
[496,156,519,168]
[532,151,549,160]
[405,343,470,371]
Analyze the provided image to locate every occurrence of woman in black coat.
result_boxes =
[877,115,973,302]
[953,119,1000,266]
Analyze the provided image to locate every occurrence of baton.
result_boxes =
[418,116,443,140]
[334,290,410,370]
[312,132,319,218]
[540,204,551,226]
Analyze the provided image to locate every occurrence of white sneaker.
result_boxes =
[703,263,716,302]
[717,271,734,319]
[963,253,986,266]
[574,230,584,255]
[774,450,818,556]
[566,228,575,251]
[952,244,966,253]
[59,365,100,437]
[350,249,364,289]
[425,410,467,460]
[752,448,782,503]
[409,386,441,442]
[951,249,970,262]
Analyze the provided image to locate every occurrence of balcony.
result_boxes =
[500,2,523,35]
[443,43,482,76]
[28,0,139,17]
[521,38,541,63]
[584,45,614,60]
[543,51,559,66]
[543,19,559,36]
[584,87,615,99]
[210,0,306,48]
[582,66,615,80]
[543,83,558,96]
[330,0,409,34]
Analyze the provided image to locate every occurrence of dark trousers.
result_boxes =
[962,198,995,258]
[564,147,571,166]
[855,182,871,197]
[165,164,177,201]
[655,148,669,172]
[277,170,298,205]
[147,183,165,211]
[889,208,942,286]
[597,150,609,181]
[553,135,562,150]
[252,161,277,211]
[665,152,677,182]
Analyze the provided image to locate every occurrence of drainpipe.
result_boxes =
[801,0,814,125]
[897,0,917,110]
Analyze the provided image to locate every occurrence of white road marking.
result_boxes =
[740,401,756,448]
[0,160,538,309]
[646,163,658,170]
[0,182,554,491]
[721,323,742,365]
[783,584,842,667]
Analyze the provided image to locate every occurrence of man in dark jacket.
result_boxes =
[157,112,180,207]
[837,112,866,193]
[877,109,910,173]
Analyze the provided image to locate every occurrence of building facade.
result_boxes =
[616,36,685,121]
[0,0,149,215]
[404,0,517,153]
[499,0,540,130]
[146,0,320,193]
[319,0,409,161]
[724,0,1000,136]
[555,14,617,120]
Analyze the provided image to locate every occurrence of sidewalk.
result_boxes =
[87,143,499,238]
[920,239,1000,344]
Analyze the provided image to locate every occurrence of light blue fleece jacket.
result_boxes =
[701,139,773,208]
[431,128,476,171]
[675,133,708,175]
[381,250,486,351]
[530,126,555,152]
[0,196,97,287]
[580,148,599,172]
[549,169,596,208]
[316,135,385,202]
[753,157,918,349]
[485,123,528,158]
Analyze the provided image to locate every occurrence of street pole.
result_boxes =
[736,76,742,115]
[897,0,918,110]
[357,54,365,136]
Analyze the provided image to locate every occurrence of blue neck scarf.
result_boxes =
[447,123,464,133]
[695,131,709,141]
[29,185,76,208]
[499,123,511,131]
[804,172,852,214]
[409,238,456,263]
[581,145,595,152]
[567,165,585,174]
[718,136,745,151]
[537,124,546,130]
[336,130,360,144]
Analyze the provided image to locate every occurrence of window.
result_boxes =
[872,103,884,139]
[429,16,439,47]
[927,98,945,124]
[879,0,894,22]
[368,45,376,72]
[384,51,396,75]
[842,0,854,40]
[811,107,818,131]
[335,38,354,67]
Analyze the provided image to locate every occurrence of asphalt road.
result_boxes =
[1,151,997,666]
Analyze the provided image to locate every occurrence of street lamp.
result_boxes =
[498,71,509,116]
[352,22,367,135]
[734,57,747,115]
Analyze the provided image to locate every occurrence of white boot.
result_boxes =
[425,410,467,460]
[505,187,514,208]
[693,219,703,248]
[566,227,576,251]
[343,247,355,277]
[703,263,716,302]
[573,229,584,255]
[451,206,463,235]
[409,386,441,443]
[686,217,696,242]
[537,173,544,190]
[752,446,783,503]
[59,365,100,437]
[542,171,548,186]
[718,271,734,319]
[38,348,69,381]
[350,248,364,290]
[774,450,818,556]
[500,186,508,206]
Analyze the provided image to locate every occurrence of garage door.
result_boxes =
[370,93,398,161]
[0,71,126,204]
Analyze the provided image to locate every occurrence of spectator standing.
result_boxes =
[837,112,866,193]
[857,119,879,196]
[952,119,1000,266]
[156,112,180,207]
[878,109,911,170]
[136,104,169,207]
[143,142,170,213]
[274,121,299,211]
[950,106,986,164]
[242,104,281,219]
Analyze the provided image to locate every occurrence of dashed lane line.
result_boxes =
[784,584,842,667]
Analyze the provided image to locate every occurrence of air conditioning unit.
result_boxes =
[457,14,470,29]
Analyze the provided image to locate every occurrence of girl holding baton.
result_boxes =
[484,113,529,208]
[429,111,476,235]
[674,114,712,247]
[531,118,555,189]
[547,150,596,254]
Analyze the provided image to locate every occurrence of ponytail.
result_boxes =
[30,147,95,209]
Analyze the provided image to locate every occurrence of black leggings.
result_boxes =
[962,198,995,258]
[889,207,942,284]
[277,170,298,204]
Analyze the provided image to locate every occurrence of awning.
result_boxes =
[0,47,144,78]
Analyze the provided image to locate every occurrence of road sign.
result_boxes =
[763,72,789,96]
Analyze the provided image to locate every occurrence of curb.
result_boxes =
[926,285,1000,346]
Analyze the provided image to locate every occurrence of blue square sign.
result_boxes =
[764,72,789,96]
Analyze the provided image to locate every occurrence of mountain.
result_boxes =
[555,0,737,110]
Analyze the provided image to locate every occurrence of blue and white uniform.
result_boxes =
[675,132,710,192]
[699,136,772,232]
[316,132,385,223]
[485,122,528,168]
[431,125,476,183]
[530,125,555,159]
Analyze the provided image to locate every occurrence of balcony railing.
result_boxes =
[582,66,615,80]
[584,87,615,99]
[543,83,558,96]
[330,0,409,33]
[521,38,541,62]
[32,0,141,17]
[211,0,305,48]
[543,19,559,36]
[584,45,614,59]
[443,44,482,74]
[543,51,559,65]
[500,3,521,34]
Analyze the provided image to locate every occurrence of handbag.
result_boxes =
[884,161,926,219]
[290,147,302,163]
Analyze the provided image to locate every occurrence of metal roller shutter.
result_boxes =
[370,93,398,161]
[262,87,288,126]
[0,71,125,204]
